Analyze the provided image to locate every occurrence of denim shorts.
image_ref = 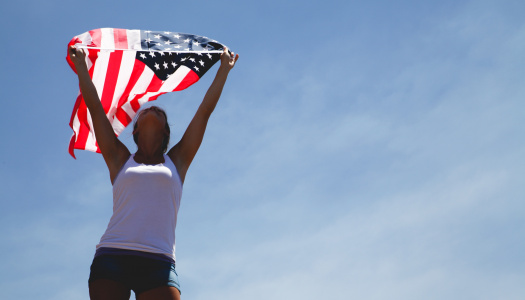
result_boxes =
[88,253,181,295]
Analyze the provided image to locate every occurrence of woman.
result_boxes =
[68,45,239,300]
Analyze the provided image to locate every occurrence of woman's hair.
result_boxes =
[132,106,171,153]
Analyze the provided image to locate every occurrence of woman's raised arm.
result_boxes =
[69,46,130,183]
[168,48,239,183]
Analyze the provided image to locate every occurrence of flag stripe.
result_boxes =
[127,29,142,51]
[134,75,164,108]
[77,46,223,53]
[114,60,147,128]
[104,28,130,124]
[173,69,200,91]
[109,51,136,127]
[114,28,129,49]
[100,51,123,113]
[89,29,103,48]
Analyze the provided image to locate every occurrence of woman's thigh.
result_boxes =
[136,286,180,300]
[89,278,131,300]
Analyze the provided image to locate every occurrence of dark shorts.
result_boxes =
[89,254,181,295]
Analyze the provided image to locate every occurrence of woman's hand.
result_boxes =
[220,47,239,70]
[69,45,87,70]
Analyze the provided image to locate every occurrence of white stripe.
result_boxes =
[77,31,92,45]
[108,51,136,122]
[121,67,155,117]
[113,118,126,135]
[76,45,223,54]
[137,66,191,105]
[160,66,191,92]
[100,28,115,50]
[71,92,82,142]
[121,102,137,124]
[88,28,117,150]
[90,50,111,108]
[127,29,142,50]
[84,111,96,151]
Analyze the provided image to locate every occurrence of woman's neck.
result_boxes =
[134,148,165,164]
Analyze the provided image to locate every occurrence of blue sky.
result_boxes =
[0,0,524,299]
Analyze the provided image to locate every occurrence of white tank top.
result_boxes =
[96,154,183,262]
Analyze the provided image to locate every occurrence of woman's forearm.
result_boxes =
[199,66,231,117]
[75,64,105,116]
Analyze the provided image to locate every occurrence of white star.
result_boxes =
[184,48,190,51]
[174,45,181,49]
[149,51,156,57]
[173,34,180,39]
[199,60,204,66]
[164,40,172,45]
[163,62,168,69]
[145,30,151,33]
[165,48,171,51]
[197,53,202,56]
[194,66,199,71]
[183,38,190,43]
[181,57,187,62]
[154,63,160,70]
[160,52,165,56]
[189,58,195,62]
[171,62,177,68]
[145,38,152,43]
[154,34,161,39]
[140,53,147,59]
[207,53,212,59]
[164,31,170,34]
[193,41,200,47]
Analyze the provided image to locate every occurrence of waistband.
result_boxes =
[95,247,175,264]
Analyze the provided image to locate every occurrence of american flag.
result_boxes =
[66,28,225,158]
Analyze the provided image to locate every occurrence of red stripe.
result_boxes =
[69,61,96,157]
[114,61,146,126]
[100,29,128,113]
[127,69,199,111]
[145,70,199,102]
[146,92,167,102]
[174,70,200,91]
[118,60,146,107]
[100,51,123,112]
[69,93,82,127]
[113,28,129,49]
[89,29,103,47]
[129,75,164,112]
[74,100,90,154]
[68,134,76,158]
[68,94,84,158]
[68,29,103,157]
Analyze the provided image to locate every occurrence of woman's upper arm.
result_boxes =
[168,108,210,183]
